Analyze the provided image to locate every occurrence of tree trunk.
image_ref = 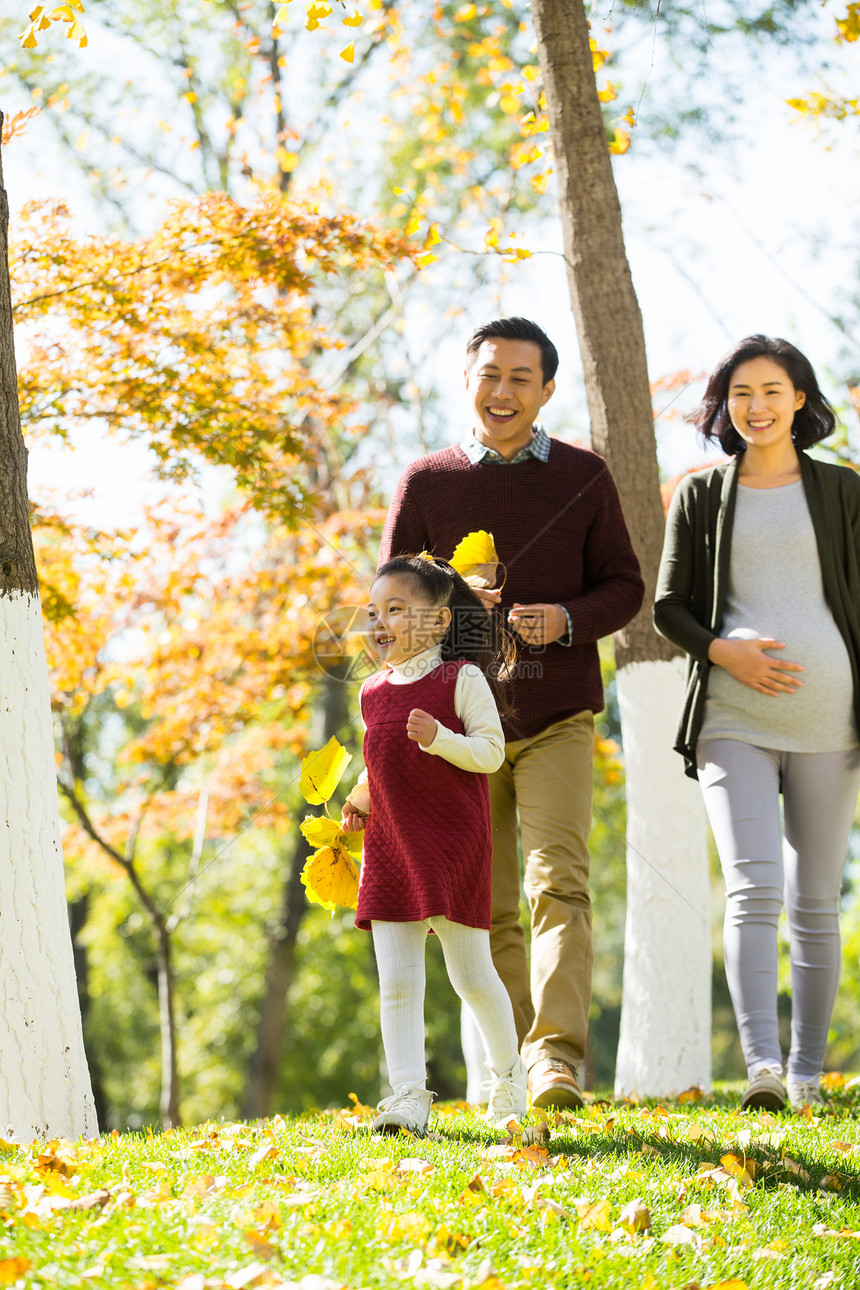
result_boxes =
[154,921,181,1128]
[69,895,108,1128]
[243,667,351,1119]
[0,118,98,1139]
[530,1,711,1094]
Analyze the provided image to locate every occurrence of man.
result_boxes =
[378,317,643,1107]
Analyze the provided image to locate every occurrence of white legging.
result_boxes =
[698,739,860,1079]
[372,917,519,1091]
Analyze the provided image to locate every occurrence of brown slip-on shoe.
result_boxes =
[529,1057,585,1110]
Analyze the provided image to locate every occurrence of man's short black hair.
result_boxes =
[466,317,559,384]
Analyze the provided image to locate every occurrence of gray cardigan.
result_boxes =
[654,451,860,778]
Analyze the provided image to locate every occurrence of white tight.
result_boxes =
[372,917,520,1090]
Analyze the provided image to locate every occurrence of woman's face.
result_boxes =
[726,355,806,454]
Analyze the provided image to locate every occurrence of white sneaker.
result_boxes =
[373,1084,435,1136]
[484,1055,528,1126]
[787,1076,825,1110]
[741,1063,786,1111]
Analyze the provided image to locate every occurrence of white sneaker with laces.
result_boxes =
[787,1076,825,1109]
[741,1062,786,1110]
[373,1084,435,1136]
[484,1055,528,1127]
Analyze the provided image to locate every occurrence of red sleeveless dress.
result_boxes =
[355,660,493,931]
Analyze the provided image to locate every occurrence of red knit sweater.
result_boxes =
[379,440,644,740]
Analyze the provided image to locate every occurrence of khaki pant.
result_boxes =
[489,711,594,1072]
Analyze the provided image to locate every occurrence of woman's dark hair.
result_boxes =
[689,334,836,456]
[466,317,559,384]
[373,555,517,720]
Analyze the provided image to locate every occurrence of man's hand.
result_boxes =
[471,585,502,609]
[508,602,568,647]
[407,708,438,747]
[708,637,803,696]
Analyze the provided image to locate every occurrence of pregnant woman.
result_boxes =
[655,335,860,1110]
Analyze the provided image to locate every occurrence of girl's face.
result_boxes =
[367,573,451,667]
[726,355,806,455]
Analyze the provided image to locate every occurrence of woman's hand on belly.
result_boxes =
[708,636,804,696]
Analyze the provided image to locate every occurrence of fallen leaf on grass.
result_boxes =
[686,1122,718,1145]
[528,1194,568,1219]
[245,1230,280,1260]
[819,1172,846,1191]
[177,1275,208,1290]
[678,1086,706,1102]
[780,1156,811,1183]
[662,1224,698,1246]
[720,1153,755,1185]
[184,1174,219,1197]
[254,1199,281,1230]
[396,1157,434,1174]
[617,1197,651,1232]
[812,1222,860,1239]
[249,1143,278,1169]
[50,1188,111,1212]
[36,1149,79,1178]
[481,1144,519,1162]
[827,1140,856,1154]
[572,1198,611,1231]
[225,1264,271,1289]
[0,1258,31,1285]
[708,1281,750,1290]
[751,1245,787,1261]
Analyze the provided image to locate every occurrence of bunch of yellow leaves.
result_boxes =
[449,530,502,591]
[20,1,86,49]
[299,737,362,913]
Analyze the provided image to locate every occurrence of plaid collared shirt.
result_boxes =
[458,423,572,646]
[459,423,551,466]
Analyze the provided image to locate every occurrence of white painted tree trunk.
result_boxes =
[614,657,711,1096]
[0,591,98,1140]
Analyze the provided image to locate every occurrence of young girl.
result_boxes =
[655,335,860,1111]
[342,555,527,1135]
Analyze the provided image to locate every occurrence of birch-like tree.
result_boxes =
[530,0,711,1096]
[0,117,97,1139]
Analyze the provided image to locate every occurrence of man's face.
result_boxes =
[465,338,556,459]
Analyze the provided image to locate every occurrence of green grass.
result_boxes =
[2,1084,860,1288]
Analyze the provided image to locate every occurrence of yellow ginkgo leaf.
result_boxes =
[301,844,359,911]
[299,736,352,805]
[300,814,343,849]
[342,11,363,26]
[341,828,365,859]
[450,530,501,590]
[340,42,355,62]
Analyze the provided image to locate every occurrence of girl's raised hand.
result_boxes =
[708,636,804,696]
[407,708,438,747]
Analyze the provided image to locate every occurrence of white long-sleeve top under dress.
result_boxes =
[353,645,505,802]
